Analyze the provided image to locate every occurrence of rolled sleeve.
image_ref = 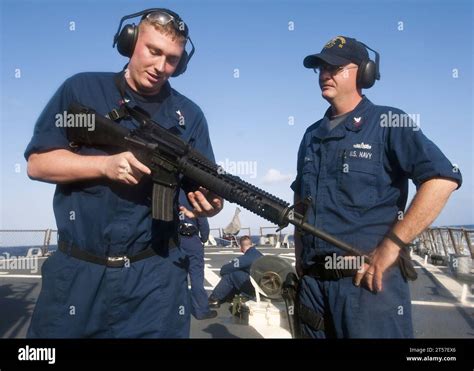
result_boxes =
[387,118,462,189]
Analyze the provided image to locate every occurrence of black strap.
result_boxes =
[106,105,129,121]
[114,71,128,105]
[382,230,418,281]
[109,72,167,132]
[385,230,410,249]
[304,263,358,281]
[111,71,165,124]
[105,72,130,121]
[398,246,418,281]
[298,302,325,332]
[108,71,156,123]
[58,240,156,268]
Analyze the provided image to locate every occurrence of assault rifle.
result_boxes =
[67,102,369,260]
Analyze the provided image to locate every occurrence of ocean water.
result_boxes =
[0,245,58,257]
[445,224,474,229]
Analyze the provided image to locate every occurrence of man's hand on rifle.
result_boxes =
[102,151,151,185]
[180,187,224,218]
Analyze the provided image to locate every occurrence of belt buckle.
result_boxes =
[107,255,129,267]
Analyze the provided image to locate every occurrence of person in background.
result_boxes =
[208,236,263,308]
[179,192,217,320]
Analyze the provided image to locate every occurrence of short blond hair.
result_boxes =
[139,17,186,44]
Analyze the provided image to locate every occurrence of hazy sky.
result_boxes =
[1,0,472,237]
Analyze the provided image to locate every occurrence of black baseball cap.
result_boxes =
[304,36,369,68]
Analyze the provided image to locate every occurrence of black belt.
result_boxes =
[304,255,358,281]
[58,241,157,268]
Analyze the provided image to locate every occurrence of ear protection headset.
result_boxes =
[112,8,195,77]
[356,42,381,89]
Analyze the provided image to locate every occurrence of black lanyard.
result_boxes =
[107,71,151,125]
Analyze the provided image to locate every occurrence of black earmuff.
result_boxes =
[113,8,195,77]
[116,24,139,58]
[356,43,381,89]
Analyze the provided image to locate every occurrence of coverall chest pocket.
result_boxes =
[337,146,379,210]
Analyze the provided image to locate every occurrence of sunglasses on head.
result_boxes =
[144,10,188,37]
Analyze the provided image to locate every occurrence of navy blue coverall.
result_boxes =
[24,72,215,338]
[291,97,462,338]
[178,191,213,319]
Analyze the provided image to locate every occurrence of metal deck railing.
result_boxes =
[1,226,472,259]
[417,227,473,258]
[414,227,473,283]
[0,229,58,255]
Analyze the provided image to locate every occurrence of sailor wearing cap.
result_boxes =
[291,36,462,338]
